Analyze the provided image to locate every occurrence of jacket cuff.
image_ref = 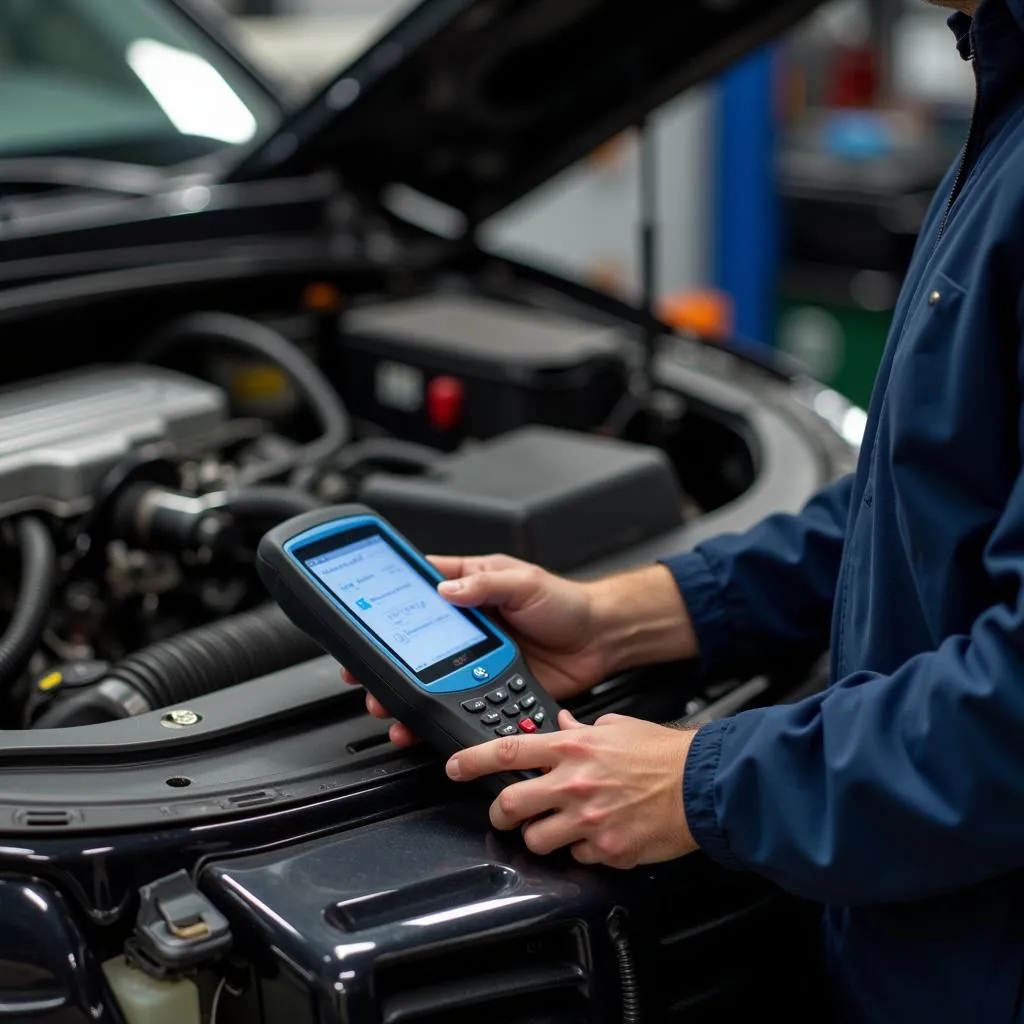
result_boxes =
[660,550,735,676]
[683,718,744,871]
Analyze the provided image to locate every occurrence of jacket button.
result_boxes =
[928,290,941,306]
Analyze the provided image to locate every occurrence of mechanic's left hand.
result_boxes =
[447,710,700,869]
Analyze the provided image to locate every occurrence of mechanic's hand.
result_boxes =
[342,554,609,748]
[448,709,699,869]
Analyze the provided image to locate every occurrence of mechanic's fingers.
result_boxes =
[341,666,388,718]
[558,709,588,730]
[594,712,629,727]
[489,776,560,831]
[365,692,391,720]
[339,665,417,746]
[438,567,541,610]
[521,812,582,857]
[570,841,600,865]
[429,554,522,580]
[388,721,418,748]
[447,733,560,781]
[426,555,465,579]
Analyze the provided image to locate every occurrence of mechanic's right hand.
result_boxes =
[341,554,610,749]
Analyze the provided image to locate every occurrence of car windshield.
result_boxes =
[0,0,277,168]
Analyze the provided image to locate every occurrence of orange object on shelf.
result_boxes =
[658,289,734,341]
[302,281,344,312]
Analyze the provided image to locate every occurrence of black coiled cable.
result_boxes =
[608,909,641,1024]
[0,517,56,688]
[138,311,351,486]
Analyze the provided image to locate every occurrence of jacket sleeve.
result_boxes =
[683,300,1024,905]
[661,474,854,679]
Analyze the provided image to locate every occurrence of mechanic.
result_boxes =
[344,0,1024,1019]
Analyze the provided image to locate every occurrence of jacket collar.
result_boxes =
[948,10,973,60]
[948,0,1024,59]
[948,0,1024,122]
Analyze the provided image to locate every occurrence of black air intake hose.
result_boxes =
[110,603,322,709]
[0,517,56,688]
[112,483,321,551]
[216,485,321,523]
[33,604,322,728]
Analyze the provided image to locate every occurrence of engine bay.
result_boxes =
[0,252,857,843]
[0,274,814,744]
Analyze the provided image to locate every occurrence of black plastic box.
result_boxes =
[359,426,683,572]
[335,295,628,446]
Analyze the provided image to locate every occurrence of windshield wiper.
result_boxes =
[0,157,170,197]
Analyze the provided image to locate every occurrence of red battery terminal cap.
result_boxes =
[426,375,463,432]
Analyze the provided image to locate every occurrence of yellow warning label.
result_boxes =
[37,672,63,692]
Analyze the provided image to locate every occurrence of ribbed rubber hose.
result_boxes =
[33,604,323,728]
[108,603,322,709]
[138,311,351,486]
[0,517,56,687]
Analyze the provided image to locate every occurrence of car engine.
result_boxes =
[0,364,229,521]
[0,312,396,732]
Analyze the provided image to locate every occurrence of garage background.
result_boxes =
[209,0,974,410]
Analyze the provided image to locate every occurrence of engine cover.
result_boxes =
[0,364,228,518]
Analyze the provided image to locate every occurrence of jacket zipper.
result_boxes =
[936,29,980,246]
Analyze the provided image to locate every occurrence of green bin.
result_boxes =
[775,273,895,410]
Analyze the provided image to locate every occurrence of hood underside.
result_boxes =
[226,0,826,224]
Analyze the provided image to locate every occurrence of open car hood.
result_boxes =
[225,0,825,225]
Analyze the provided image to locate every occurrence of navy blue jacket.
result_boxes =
[666,2,1024,1020]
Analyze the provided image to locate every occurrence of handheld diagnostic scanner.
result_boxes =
[256,505,561,793]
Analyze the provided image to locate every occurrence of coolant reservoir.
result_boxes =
[102,957,200,1024]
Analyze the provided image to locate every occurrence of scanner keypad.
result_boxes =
[458,675,549,737]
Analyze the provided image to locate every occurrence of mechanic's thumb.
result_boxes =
[557,709,588,730]
[438,568,537,609]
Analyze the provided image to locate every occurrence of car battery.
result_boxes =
[334,294,629,446]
